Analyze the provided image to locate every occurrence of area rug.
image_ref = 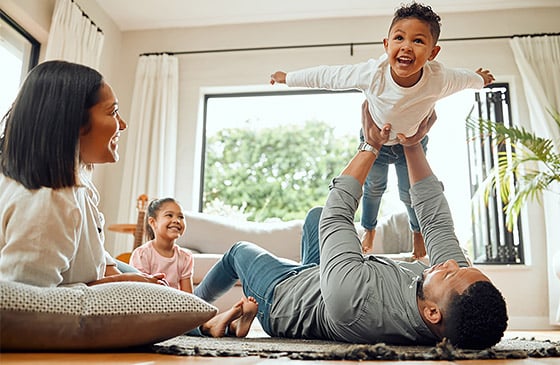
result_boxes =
[151,335,560,361]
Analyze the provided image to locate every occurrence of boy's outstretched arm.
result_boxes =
[475,68,495,86]
[270,71,287,85]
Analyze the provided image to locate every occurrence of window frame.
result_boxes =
[201,86,524,265]
[466,83,525,265]
[0,10,40,74]
[199,89,361,214]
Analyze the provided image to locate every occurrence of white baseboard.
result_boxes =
[508,315,560,331]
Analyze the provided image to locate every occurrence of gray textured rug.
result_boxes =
[151,335,560,361]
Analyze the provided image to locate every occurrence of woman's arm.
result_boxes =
[87,271,168,286]
[89,251,169,286]
[0,188,82,287]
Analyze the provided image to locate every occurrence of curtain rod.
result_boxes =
[71,0,103,34]
[139,32,559,57]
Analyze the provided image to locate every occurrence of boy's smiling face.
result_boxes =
[383,18,441,87]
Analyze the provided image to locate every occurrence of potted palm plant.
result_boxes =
[467,109,560,231]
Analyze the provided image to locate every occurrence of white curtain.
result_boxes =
[510,35,560,150]
[113,55,179,254]
[45,0,104,68]
[510,34,560,325]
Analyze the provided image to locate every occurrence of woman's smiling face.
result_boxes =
[79,82,127,164]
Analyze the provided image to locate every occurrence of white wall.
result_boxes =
[2,0,559,330]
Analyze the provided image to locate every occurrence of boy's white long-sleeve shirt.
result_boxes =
[286,54,484,144]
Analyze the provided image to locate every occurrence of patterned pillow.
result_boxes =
[0,280,217,350]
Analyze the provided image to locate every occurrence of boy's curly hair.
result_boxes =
[390,2,442,43]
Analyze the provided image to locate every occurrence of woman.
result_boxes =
[0,60,256,337]
[0,60,162,286]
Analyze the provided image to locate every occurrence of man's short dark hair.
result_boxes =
[444,281,508,349]
[389,2,442,43]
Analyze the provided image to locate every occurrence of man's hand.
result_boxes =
[397,111,437,147]
[361,100,391,150]
[270,71,287,85]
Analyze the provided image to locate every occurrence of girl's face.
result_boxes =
[79,82,127,164]
[383,18,441,87]
[149,201,186,242]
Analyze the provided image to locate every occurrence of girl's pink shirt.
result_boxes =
[130,241,193,290]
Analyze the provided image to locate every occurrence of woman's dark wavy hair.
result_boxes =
[0,60,103,189]
[390,2,442,43]
[443,281,508,349]
[145,197,181,241]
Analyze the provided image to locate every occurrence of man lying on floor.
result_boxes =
[194,101,508,349]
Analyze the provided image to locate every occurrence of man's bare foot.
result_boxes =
[200,300,243,338]
[229,296,259,337]
[361,229,376,253]
[412,231,426,259]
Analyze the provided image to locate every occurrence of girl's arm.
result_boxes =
[180,277,194,293]
[179,248,195,293]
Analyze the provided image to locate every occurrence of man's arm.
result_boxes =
[318,101,391,322]
[400,132,470,267]
[341,102,391,182]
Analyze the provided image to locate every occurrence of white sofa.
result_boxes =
[177,210,414,312]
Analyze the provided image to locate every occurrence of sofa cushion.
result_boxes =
[0,280,217,351]
[179,211,303,262]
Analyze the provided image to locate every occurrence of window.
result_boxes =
[202,90,363,222]
[203,88,522,263]
[0,10,40,117]
[466,83,524,264]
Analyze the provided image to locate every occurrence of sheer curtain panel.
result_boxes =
[510,35,560,325]
[113,55,179,255]
[45,0,104,68]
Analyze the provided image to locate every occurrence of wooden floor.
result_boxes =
[2,331,559,365]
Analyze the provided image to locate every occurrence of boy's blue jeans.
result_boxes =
[192,207,323,335]
[360,130,429,232]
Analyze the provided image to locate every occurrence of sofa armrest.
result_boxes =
[192,254,222,285]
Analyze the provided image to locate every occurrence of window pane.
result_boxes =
[0,11,39,116]
[203,90,474,227]
[203,91,367,222]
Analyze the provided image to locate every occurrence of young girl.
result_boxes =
[130,197,193,292]
[130,197,258,337]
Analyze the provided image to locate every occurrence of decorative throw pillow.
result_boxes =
[0,280,217,351]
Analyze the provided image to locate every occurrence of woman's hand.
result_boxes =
[361,100,391,150]
[396,110,437,147]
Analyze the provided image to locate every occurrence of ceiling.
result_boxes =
[94,0,560,31]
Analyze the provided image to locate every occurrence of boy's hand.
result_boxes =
[475,68,495,86]
[270,71,287,85]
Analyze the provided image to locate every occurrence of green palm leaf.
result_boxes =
[467,109,560,231]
